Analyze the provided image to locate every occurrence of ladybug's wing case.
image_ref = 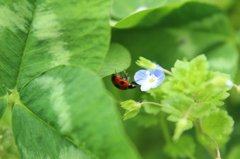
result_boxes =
[111,74,130,90]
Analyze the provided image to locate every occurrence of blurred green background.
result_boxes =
[104,0,240,158]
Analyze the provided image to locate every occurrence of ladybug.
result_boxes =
[111,71,138,90]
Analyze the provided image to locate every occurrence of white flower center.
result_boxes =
[146,71,157,84]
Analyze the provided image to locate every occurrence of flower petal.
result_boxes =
[134,70,149,85]
[154,69,163,77]
[154,74,165,88]
[134,64,166,91]
[140,82,152,91]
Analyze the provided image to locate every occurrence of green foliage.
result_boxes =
[126,55,235,158]
[0,0,140,158]
[121,100,141,120]
[164,135,196,159]
[112,1,238,77]
[111,0,164,20]
[98,43,131,77]
[173,119,189,141]
[161,55,231,119]
[136,56,158,70]
[0,99,7,119]
[202,110,234,146]
[1,0,239,159]
[110,1,239,159]
[13,104,94,159]
[17,66,140,159]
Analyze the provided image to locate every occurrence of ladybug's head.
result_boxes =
[128,81,139,89]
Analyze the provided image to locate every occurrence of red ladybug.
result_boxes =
[111,72,138,90]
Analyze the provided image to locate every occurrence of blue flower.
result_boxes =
[134,65,165,91]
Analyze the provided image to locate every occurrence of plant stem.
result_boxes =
[141,102,182,115]
[140,102,195,121]
[205,133,221,159]
[157,67,174,76]
[196,119,221,159]
[184,105,193,119]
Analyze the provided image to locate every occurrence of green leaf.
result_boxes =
[164,135,196,158]
[161,94,194,119]
[17,66,141,159]
[112,2,238,76]
[0,0,111,92]
[123,108,140,120]
[164,0,188,5]
[202,110,234,146]
[111,0,165,20]
[98,43,131,78]
[206,43,238,77]
[173,119,189,141]
[0,0,141,158]
[121,100,141,110]
[0,99,7,119]
[161,55,231,119]
[172,55,208,92]
[121,100,141,120]
[13,104,95,159]
[197,0,233,9]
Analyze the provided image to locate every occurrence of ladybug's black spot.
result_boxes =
[120,81,125,85]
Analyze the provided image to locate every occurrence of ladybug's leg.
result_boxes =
[123,70,130,81]
[115,70,121,77]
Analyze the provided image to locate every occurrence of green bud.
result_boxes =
[211,76,232,87]
[123,108,140,120]
[121,100,141,110]
[173,119,188,141]
[136,57,157,70]
[121,100,141,120]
